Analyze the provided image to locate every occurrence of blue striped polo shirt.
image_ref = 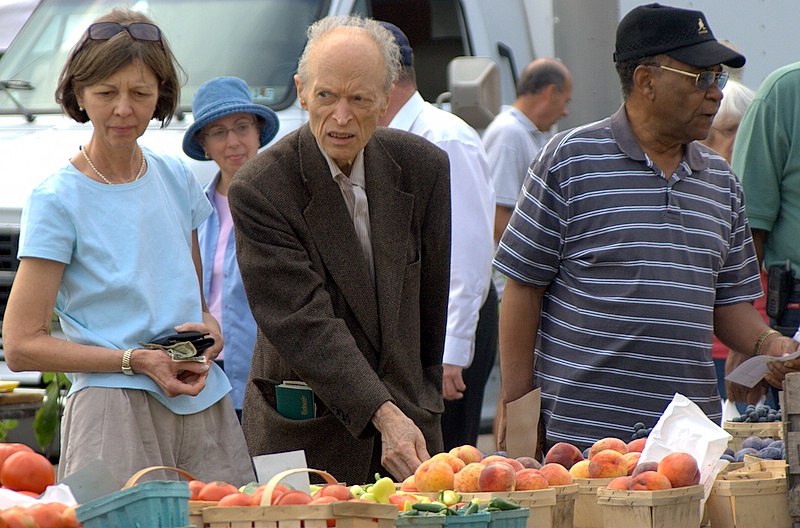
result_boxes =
[493,105,762,449]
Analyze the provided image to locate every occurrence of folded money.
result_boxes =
[138,340,206,362]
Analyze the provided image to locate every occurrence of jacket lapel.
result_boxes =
[363,133,415,371]
[299,127,381,351]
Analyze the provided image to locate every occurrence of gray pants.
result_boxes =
[58,387,255,488]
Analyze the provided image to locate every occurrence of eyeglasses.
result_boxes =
[657,65,728,91]
[203,121,257,143]
[86,22,163,44]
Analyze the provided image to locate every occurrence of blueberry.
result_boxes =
[720,454,735,462]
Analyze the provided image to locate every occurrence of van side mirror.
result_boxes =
[437,56,500,130]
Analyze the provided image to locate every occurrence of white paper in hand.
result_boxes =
[640,393,731,506]
[725,349,800,388]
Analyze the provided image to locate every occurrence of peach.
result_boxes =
[630,471,672,491]
[454,462,484,493]
[539,463,573,486]
[568,460,591,479]
[607,476,632,490]
[544,442,584,469]
[400,475,417,492]
[482,455,524,472]
[516,456,542,469]
[623,452,641,475]
[588,449,628,479]
[631,461,659,478]
[478,462,516,492]
[515,468,549,490]
[431,452,466,474]
[657,452,700,488]
[588,437,628,459]
[627,438,647,453]
[414,459,455,492]
[449,445,484,465]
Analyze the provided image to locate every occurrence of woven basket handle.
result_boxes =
[123,465,197,489]
[261,468,338,506]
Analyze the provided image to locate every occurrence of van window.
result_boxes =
[0,0,327,116]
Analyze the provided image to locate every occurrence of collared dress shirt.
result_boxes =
[321,148,375,283]
[386,91,495,368]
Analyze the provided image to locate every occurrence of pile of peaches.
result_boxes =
[400,444,573,494]
[547,436,700,491]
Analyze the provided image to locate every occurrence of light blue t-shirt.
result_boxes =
[18,147,230,415]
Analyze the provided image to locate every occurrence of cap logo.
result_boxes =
[697,18,709,35]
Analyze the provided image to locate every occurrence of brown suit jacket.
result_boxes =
[229,124,451,485]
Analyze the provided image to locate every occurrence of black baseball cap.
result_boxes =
[614,3,745,68]
[379,21,413,66]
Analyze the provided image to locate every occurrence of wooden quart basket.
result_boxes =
[460,490,553,528]
[596,485,704,528]
[201,468,398,528]
[722,421,783,452]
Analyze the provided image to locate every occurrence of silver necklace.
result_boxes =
[81,145,146,185]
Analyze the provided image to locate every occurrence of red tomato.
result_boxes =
[1,506,37,528]
[0,444,33,474]
[218,492,254,507]
[309,495,339,504]
[251,483,290,506]
[273,490,313,505]
[62,505,81,528]
[0,451,55,494]
[188,480,206,500]
[25,503,66,528]
[316,484,352,501]
[197,481,239,502]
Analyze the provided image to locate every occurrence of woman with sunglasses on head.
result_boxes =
[2,8,255,487]
[182,77,279,421]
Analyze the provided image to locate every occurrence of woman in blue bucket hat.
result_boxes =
[183,77,279,420]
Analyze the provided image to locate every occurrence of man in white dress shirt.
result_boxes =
[378,22,495,449]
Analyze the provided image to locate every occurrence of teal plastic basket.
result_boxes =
[75,480,191,528]
[486,508,529,528]
[446,511,491,528]
[395,514,446,528]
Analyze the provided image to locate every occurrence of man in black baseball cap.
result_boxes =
[494,4,797,452]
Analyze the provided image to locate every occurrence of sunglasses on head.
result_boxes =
[657,64,729,91]
[84,22,163,47]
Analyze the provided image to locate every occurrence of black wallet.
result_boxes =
[150,331,215,352]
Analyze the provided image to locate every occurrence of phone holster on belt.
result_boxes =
[766,264,794,320]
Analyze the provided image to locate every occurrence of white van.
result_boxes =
[0,0,534,382]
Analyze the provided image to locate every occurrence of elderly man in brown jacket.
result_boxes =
[229,15,451,485]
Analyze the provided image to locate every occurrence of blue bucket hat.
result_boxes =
[183,76,280,161]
